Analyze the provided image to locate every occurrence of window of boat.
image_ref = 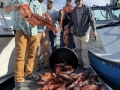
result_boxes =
[111,8,120,21]
[92,9,110,21]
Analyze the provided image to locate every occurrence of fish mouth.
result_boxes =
[24,16,29,18]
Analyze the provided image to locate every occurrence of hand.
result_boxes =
[93,31,97,37]
[11,4,20,11]
[63,28,69,36]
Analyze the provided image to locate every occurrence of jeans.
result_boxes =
[60,33,74,49]
[49,31,57,52]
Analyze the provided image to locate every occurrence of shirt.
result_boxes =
[76,7,84,25]
[47,8,59,31]
[5,0,43,36]
[37,3,47,32]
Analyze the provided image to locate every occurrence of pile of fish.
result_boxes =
[37,62,105,90]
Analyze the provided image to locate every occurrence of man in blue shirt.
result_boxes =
[3,0,44,90]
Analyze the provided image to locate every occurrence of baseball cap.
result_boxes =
[47,0,54,2]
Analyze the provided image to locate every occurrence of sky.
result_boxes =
[44,0,110,10]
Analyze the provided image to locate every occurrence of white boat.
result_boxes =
[0,8,15,84]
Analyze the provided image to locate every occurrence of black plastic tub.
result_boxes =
[49,48,78,72]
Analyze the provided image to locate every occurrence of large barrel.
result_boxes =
[49,48,78,72]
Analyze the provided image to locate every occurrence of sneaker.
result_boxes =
[25,73,39,81]
[13,82,23,90]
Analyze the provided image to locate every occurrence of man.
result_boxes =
[65,0,97,71]
[2,0,43,90]
[34,0,50,71]
[46,0,60,52]
[59,0,74,49]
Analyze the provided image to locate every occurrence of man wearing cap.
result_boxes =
[64,0,97,71]
[46,0,60,52]
[34,0,51,71]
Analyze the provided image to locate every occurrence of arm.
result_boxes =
[88,7,97,37]
[65,12,73,29]
[88,7,96,32]
[3,0,20,14]
[2,4,14,14]
[58,10,64,27]
[67,16,73,28]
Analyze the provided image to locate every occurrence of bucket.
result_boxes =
[49,48,78,72]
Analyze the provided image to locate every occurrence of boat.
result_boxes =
[88,0,120,87]
[0,6,14,84]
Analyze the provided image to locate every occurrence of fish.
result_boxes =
[56,83,67,90]
[41,84,63,90]
[37,80,46,85]
[19,4,57,34]
[67,77,82,89]
[73,87,80,90]
[54,66,62,73]
[60,68,74,74]
[70,72,85,80]
[57,73,73,80]
[81,84,99,90]
[38,72,53,82]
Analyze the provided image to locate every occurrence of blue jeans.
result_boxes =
[60,33,74,49]
[49,31,57,52]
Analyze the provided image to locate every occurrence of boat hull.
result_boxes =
[89,51,120,87]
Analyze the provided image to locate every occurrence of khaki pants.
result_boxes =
[14,30,38,82]
[73,33,90,68]
[34,30,50,70]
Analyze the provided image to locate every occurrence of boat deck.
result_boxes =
[22,66,112,90]
[22,37,112,90]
